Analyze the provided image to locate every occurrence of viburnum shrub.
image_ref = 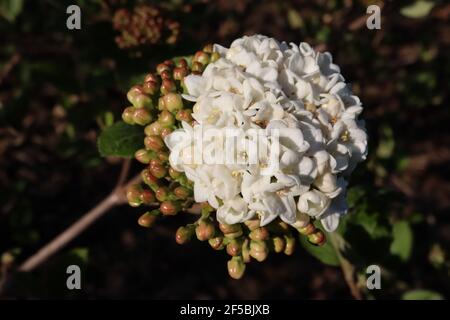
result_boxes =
[98,35,368,279]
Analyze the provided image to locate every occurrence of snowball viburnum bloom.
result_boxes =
[165,35,368,232]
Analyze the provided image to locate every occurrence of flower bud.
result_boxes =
[149,159,167,178]
[244,219,260,231]
[160,127,173,139]
[144,135,165,151]
[138,211,159,228]
[163,59,175,68]
[127,86,152,108]
[160,70,172,80]
[299,223,315,236]
[176,58,188,68]
[176,109,193,122]
[163,93,183,113]
[142,80,159,95]
[191,61,204,73]
[203,44,213,53]
[308,229,326,246]
[122,107,135,124]
[144,73,159,84]
[227,256,246,280]
[175,226,194,244]
[272,236,286,253]
[156,62,171,75]
[141,169,159,189]
[292,211,310,229]
[173,67,188,80]
[133,108,153,125]
[195,219,216,241]
[284,235,296,256]
[145,121,163,136]
[160,79,176,94]
[158,110,175,127]
[160,200,181,216]
[210,52,220,63]
[242,239,251,263]
[135,149,152,164]
[226,239,242,256]
[169,167,182,179]
[194,51,210,65]
[126,184,142,207]
[249,227,269,241]
[155,186,169,202]
[158,96,166,111]
[140,189,155,204]
[219,223,243,239]
[174,186,191,200]
[250,240,268,262]
[209,236,224,250]
[157,150,169,162]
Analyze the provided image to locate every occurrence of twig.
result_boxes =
[17,161,140,273]
[329,232,363,300]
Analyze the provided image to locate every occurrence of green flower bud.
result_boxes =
[176,109,193,122]
[158,110,175,127]
[203,44,213,53]
[191,61,204,73]
[135,149,152,164]
[144,73,159,84]
[160,200,181,216]
[163,93,183,113]
[219,223,242,235]
[227,256,246,280]
[272,236,286,253]
[194,51,210,65]
[160,127,173,139]
[250,240,268,262]
[242,238,251,263]
[126,184,142,207]
[127,86,152,108]
[133,108,153,125]
[145,121,163,136]
[173,186,191,200]
[292,212,310,229]
[144,135,165,151]
[156,62,171,75]
[176,58,188,68]
[160,79,176,95]
[226,239,242,256]
[141,169,159,190]
[210,52,220,63]
[169,167,182,179]
[249,227,269,241]
[175,226,194,244]
[140,189,155,204]
[138,210,159,228]
[299,223,315,236]
[244,219,260,231]
[142,80,159,95]
[195,219,216,241]
[307,229,326,246]
[209,236,225,250]
[155,186,169,202]
[284,235,296,256]
[149,159,167,178]
[160,70,172,80]
[122,107,135,124]
[156,150,169,162]
[173,67,188,80]
[158,96,166,111]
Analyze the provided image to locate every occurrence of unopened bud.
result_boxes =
[176,109,193,122]
[138,211,159,228]
[173,67,188,80]
[140,189,155,204]
[163,59,175,68]
[195,219,216,241]
[133,108,153,125]
[156,150,169,162]
[126,184,142,207]
[122,107,135,124]
[292,212,310,229]
[175,226,194,244]
[173,186,191,200]
[145,121,163,136]
[168,167,182,179]
[203,44,213,53]
[141,169,159,189]
[299,223,315,236]
[160,70,172,80]
[160,200,180,216]
[176,58,188,68]
[272,236,286,253]
[160,127,173,139]
[308,229,326,246]
[227,256,246,280]
[219,223,243,239]
[144,135,165,151]
[142,80,159,95]
[144,73,159,83]
[244,219,260,231]
[149,159,167,178]
[158,96,166,111]
[158,110,175,127]
[226,239,242,256]
[163,93,183,113]
[284,235,296,255]
[155,186,169,202]
[242,239,251,263]
[127,86,152,108]
[160,79,176,94]
[209,236,224,250]
[249,227,269,241]
[135,149,152,164]
[210,52,220,63]
[156,63,171,75]
[191,61,204,73]
[194,51,210,65]
[250,240,268,262]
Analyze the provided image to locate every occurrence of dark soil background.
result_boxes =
[0,0,449,299]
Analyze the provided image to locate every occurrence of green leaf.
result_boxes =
[400,1,434,19]
[97,121,145,158]
[299,233,340,266]
[390,221,413,261]
[402,289,443,300]
[0,0,23,22]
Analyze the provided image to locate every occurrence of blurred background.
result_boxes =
[0,0,449,299]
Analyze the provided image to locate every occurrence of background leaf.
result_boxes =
[97,121,145,158]
[299,233,340,266]
[390,221,413,261]
[400,1,434,19]
[402,289,443,300]
[0,0,23,22]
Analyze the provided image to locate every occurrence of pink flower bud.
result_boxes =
[227,256,246,280]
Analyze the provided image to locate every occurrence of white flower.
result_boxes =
[165,34,367,232]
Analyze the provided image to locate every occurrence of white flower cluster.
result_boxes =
[165,35,367,232]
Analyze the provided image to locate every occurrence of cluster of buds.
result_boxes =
[112,5,180,49]
[121,44,327,279]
